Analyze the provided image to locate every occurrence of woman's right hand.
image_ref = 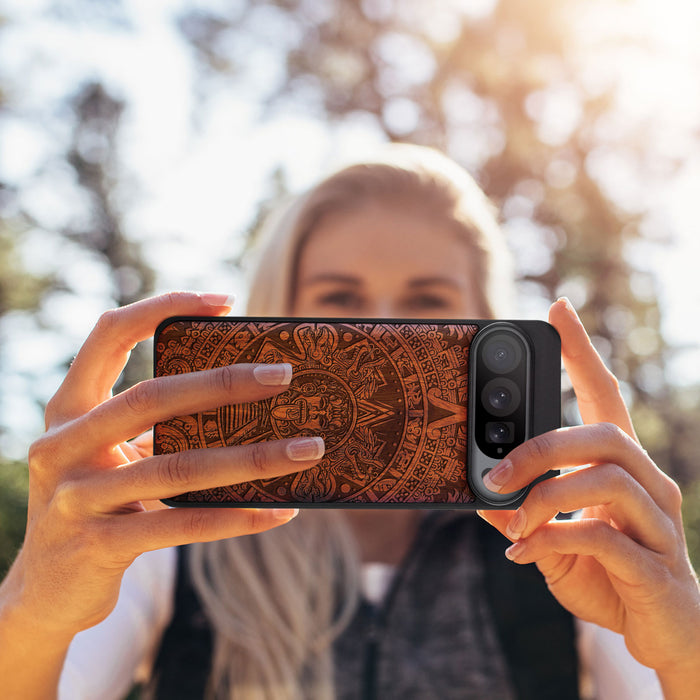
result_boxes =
[1,292,325,642]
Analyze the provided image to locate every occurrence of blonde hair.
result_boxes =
[246,143,514,317]
[189,512,359,700]
[188,144,514,699]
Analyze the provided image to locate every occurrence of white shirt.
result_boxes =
[59,548,176,700]
[59,548,663,700]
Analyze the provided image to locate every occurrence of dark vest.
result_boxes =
[148,514,579,699]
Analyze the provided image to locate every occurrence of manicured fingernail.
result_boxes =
[483,460,512,493]
[557,296,578,319]
[199,293,236,309]
[273,508,299,521]
[505,541,527,561]
[506,509,527,540]
[286,437,325,461]
[254,363,293,386]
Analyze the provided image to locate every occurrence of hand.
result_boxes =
[478,298,700,691]
[3,292,325,640]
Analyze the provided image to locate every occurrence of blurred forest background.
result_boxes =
[1,0,700,574]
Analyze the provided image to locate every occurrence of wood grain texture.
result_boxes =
[154,319,479,504]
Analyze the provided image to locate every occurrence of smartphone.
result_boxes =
[153,317,560,509]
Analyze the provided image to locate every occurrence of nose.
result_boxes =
[364,300,398,318]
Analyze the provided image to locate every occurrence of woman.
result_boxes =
[0,145,698,699]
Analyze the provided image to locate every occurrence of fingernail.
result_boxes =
[254,363,293,386]
[286,437,325,462]
[483,460,512,493]
[557,296,578,319]
[506,509,527,540]
[505,541,527,561]
[199,293,236,309]
[273,508,299,521]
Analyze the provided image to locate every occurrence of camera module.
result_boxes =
[467,320,559,507]
[470,323,531,463]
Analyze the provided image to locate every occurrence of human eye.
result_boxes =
[403,294,452,312]
[314,290,366,313]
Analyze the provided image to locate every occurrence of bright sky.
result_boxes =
[1,0,699,455]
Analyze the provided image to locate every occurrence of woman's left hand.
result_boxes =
[478,298,700,696]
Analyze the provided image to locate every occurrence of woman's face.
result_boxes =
[293,202,485,319]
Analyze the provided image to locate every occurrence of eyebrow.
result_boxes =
[301,274,463,290]
[301,274,362,286]
[407,277,462,290]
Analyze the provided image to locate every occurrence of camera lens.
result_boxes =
[482,334,523,374]
[489,387,510,411]
[481,378,521,417]
[486,421,514,444]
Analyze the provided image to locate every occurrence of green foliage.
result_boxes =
[63,81,157,392]
[682,478,700,572]
[0,224,53,316]
[0,460,28,577]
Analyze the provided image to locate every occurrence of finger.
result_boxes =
[47,292,235,424]
[476,509,516,539]
[548,298,636,439]
[483,423,681,515]
[109,506,301,558]
[120,431,153,461]
[119,441,144,462]
[503,463,676,554]
[128,430,153,459]
[87,436,325,507]
[66,362,293,454]
[503,517,663,588]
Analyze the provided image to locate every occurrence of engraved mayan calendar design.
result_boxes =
[154,319,480,504]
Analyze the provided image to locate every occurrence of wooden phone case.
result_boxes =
[153,317,559,507]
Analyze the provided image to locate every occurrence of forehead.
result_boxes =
[298,202,472,278]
